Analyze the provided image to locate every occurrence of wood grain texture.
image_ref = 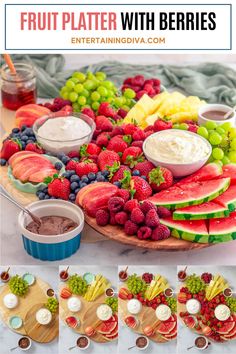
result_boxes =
[24,303,59,343]
[140,307,169,343]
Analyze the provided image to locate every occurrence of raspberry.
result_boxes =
[116,189,130,202]
[136,90,147,100]
[108,197,125,213]
[124,199,140,213]
[131,141,143,149]
[109,213,117,226]
[96,209,110,226]
[66,160,78,171]
[201,272,213,284]
[145,209,160,228]
[132,129,145,141]
[124,220,138,236]
[132,75,145,87]
[137,226,152,240]
[151,224,170,241]
[156,206,172,218]
[130,208,145,224]
[115,211,128,225]
[140,200,157,214]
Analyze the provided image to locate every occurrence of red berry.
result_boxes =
[98,150,120,171]
[136,90,147,100]
[107,136,128,153]
[1,139,21,160]
[151,224,170,241]
[117,109,128,119]
[66,160,78,171]
[130,208,145,224]
[96,209,110,226]
[156,206,172,219]
[111,126,125,137]
[75,160,98,177]
[110,165,131,184]
[25,143,44,154]
[48,177,70,200]
[96,115,113,132]
[115,211,128,225]
[154,119,173,132]
[137,226,152,240]
[81,107,96,120]
[145,209,160,228]
[122,147,144,168]
[124,220,138,236]
[135,160,155,178]
[132,129,145,141]
[96,132,110,147]
[98,102,116,118]
[140,200,157,214]
[124,199,140,213]
[109,213,117,226]
[116,189,130,202]
[148,166,173,192]
[131,140,143,149]
[67,150,80,158]
[108,197,125,213]
[123,123,138,136]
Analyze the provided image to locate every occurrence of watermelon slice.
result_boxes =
[214,185,236,212]
[223,323,236,338]
[148,178,230,209]
[157,320,176,334]
[220,164,236,185]
[176,163,222,185]
[164,324,177,338]
[217,317,235,335]
[173,201,230,220]
[209,211,236,243]
[97,316,118,335]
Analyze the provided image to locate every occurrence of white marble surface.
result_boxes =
[118,265,176,354]
[177,265,236,354]
[58,265,117,354]
[0,265,58,354]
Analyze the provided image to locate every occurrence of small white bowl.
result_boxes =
[18,337,32,351]
[136,336,150,351]
[143,130,212,178]
[198,103,236,126]
[77,336,91,350]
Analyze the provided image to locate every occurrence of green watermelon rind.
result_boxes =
[173,208,230,220]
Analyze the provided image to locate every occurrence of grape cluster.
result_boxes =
[9,275,29,297]
[46,297,59,314]
[226,297,236,313]
[201,272,213,284]
[105,297,118,313]
[68,274,88,295]
[197,121,236,165]
[142,272,154,284]
[186,274,206,294]
[127,274,147,295]
[60,71,135,113]
[166,297,177,313]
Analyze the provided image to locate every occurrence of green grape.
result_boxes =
[186,274,206,294]
[46,297,59,314]
[92,101,100,110]
[87,71,96,80]
[229,128,236,139]
[97,86,108,97]
[216,126,225,135]
[72,72,86,82]
[125,98,132,106]
[107,89,114,97]
[102,81,114,89]
[69,92,78,102]
[95,71,106,81]
[9,275,29,297]
[114,97,125,107]
[81,89,90,98]
[70,77,79,84]
[124,88,136,99]
[173,123,180,129]
[60,86,67,94]
[72,103,80,111]
[205,121,217,130]
[179,123,188,130]
[68,274,88,295]
[212,147,224,160]
[221,122,232,132]
[226,297,236,313]
[209,132,222,145]
[213,159,223,167]
[83,80,95,91]
[106,97,113,104]
[61,91,69,100]
[127,274,147,295]
[74,83,84,94]
[166,297,177,313]
[230,138,236,150]
[91,91,101,101]
[121,105,130,112]
[222,156,231,165]
[78,96,87,105]
[197,126,209,139]
[105,297,118,313]
[65,80,75,90]
[228,151,236,163]
[220,136,230,149]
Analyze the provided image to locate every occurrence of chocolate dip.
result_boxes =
[26,216,78,235]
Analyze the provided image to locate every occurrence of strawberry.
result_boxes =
[25,142,44,154]
[95,115,113,132]
[132,128,145,141]
[81,107,96,120]
[123,123,138,136]
[80,143,101,157]
[108,163,131,183]
[134,160,155,177]
[121,171,152,201]
[66,160,78,171]
[154,119,173,132]
[110,126,124,137]
[122,147,144,168]
[98,150,120,171]
[117,108,128,119]
[47,177,70,200]
[96,132,110,147]
[107,135,130,153]
[67,150,80,158]
[131,140,143,149]
[148,166,173,191]
[98,102,116,118]
[59,105,73,114]
[0,139,21,160]
[75,159,99,177]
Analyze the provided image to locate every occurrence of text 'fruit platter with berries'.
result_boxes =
[59,268,118,344]
[118,270,177,343]
[0,269,59,343]
[1,69,236,254]
[178,270,236,343]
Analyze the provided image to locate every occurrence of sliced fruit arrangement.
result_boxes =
[119,270,177,343]
[178,270,236,343]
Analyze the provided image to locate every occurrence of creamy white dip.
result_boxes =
[67,297,82,312]
[127,299,142,315]
[145,130,210,164]
[36,308,52,325]
[3,293,18,309]
[96,304,113,321]
[186,299,201,315]
[214,304,230,321]
[155,304,171,321]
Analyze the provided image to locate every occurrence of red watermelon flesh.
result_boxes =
[223,323,236,338]
[217,317,235,335]
[214,185,236,211]
[221,164,236,185]
[98,319,117,335]
[183,315,197,329]
[103,332,118,341]
[176,163,222,185]
[157,320,176,334]
[209,211,236,236]
[165,324,177,338]
[105,323,118,338]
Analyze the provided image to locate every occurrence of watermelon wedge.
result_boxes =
[157,320,176,334]
[220,164,236,185]
[214,185,236,212]
[173,202,230,220]
[148,178,230,209]
[208,211,236,243]
[176,163,222,185]
[217,317,235,335]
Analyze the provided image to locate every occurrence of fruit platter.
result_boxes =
[118,269,177,343]
[59,267,118,344]
[0,268,59,343]
[1,68,236,253]
[178,269,236,343]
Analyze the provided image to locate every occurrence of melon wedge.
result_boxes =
[176,163,222,185]
[173,202,230,220]
[220,164,236,185]
[214,185,236,212]
[208,211,236,243]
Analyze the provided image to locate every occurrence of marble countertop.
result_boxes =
[0,265,58,354]
[177,265,236,354]
[118,265,176,354]
[58,265,117,354]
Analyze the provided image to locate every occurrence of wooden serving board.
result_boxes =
[24,303,59,343]
[0,276,58,342]
[140,307,168,343]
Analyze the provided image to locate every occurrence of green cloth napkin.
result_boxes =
[2,54,236,106]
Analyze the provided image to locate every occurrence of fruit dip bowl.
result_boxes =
[33,112,96,154]
[143,129,212,177]
[198,104,236,126]
[18,200,84,261]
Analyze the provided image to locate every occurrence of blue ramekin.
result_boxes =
[18,200,84,261]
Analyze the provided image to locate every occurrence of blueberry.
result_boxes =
[113,181,121,188]
[101,170,109,177]
[97,175,105,182]
[57,152,65,160]
[55,162,63,171]
[26,140,34,145]
[12,133,20,138]
[42,187,48,194]
[72,157,79,162]
[80,182,87,188]
[70,174,80,183]
[24,128,34,136]
[21,125,27,131]
[21,135,28,142]
[0,159,6,166]
[30,137,36,142]
[81,176,89,183]
[69,193,76,201]
[70,182,79,191]
[62,172,70,179]
[75,188,80,194]
[44,194,50,199]
[62,156,70,164]
[38,192,45,200]
[12,128,20,134]
[68,170,76,177]
[21,142,26,149]
[141,175,147,180]
[88,172,96,181]
[132,170,140,176]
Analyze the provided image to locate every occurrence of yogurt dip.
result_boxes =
[96,304,112,321]
[214,304,231,321]
[145,130,211,164]
[67,297,82,312]
[3,293,18,309]
[36,308,52,325]
[155,304,171,321]
[186,299,201,315]
[127,299,142,315]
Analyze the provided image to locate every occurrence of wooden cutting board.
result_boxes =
[24,303,59,343]
[140,307,169,343]
[0,276,58,341]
